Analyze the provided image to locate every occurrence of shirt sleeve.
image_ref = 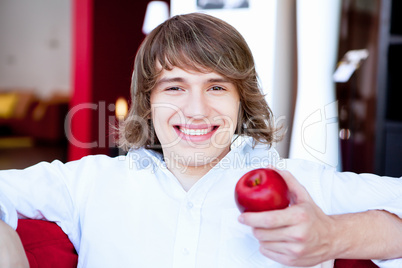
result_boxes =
[373,258,402,268]
[0,192,18,229]
[325,169,402,268]
[0,158,87,248]
[0,154,124,253]
[284,158,402,216]
[320,168,402,217]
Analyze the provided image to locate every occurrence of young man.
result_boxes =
[1,13,402,268]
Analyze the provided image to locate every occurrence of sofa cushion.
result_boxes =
[16,219,78,268]
[334,259,378,267]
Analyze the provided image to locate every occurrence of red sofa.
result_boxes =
[16,219,378,268]
[16,219,78,268]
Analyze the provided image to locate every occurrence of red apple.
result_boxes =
[235,168,290,212]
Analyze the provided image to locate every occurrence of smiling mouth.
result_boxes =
[175,125,219,136]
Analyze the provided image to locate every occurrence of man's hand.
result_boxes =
[238,168,338,267]
[0,220,29,268]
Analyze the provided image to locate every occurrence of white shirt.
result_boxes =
[0,137,401,268]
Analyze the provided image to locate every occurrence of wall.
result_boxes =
[0,0,71,98]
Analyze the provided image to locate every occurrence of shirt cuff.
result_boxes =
[0,195,18,230]
[373,258,402,268]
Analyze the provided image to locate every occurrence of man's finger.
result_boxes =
[239,206,299,228]
[274,168,312,204]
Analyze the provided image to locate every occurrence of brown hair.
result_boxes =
[119,12,281,151]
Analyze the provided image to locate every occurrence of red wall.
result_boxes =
[69,0,168,161]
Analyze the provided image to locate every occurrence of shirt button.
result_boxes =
[182,248,189,255]
[187,202,194,209]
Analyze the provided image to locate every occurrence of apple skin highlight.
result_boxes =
[235,168,290,213]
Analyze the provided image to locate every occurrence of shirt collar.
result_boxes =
[126,136,281,171]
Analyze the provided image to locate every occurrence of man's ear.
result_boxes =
[146,109,152,120]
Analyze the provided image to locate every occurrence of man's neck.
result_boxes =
[164,148,230,191]
[167,160,218,192]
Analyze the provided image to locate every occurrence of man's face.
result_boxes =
[150,66,240,168]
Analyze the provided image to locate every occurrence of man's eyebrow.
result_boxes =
[207,78,232,83]
[155,77,232,86]
[156,77,185,85]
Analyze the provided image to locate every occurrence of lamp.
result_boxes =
[115,97,128,121]
[142,1,170,35]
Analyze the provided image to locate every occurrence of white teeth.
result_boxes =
[179,127,212,136]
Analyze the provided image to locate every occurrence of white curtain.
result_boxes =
[289,0,342,170]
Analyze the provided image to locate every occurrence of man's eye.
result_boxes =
[210,86,224,91]
[166,87,182,91]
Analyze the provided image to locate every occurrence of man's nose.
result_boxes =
[182,91,209,119]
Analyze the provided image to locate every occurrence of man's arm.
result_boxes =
[0,220,29,268]
[238,169,402,267]
[331,209,402,260]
